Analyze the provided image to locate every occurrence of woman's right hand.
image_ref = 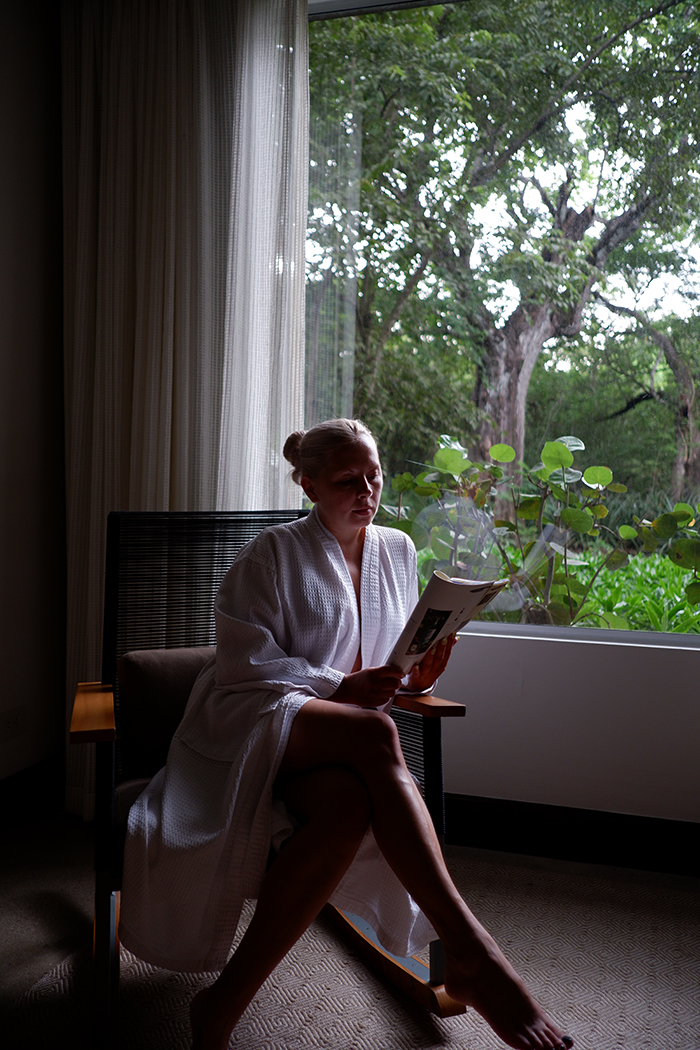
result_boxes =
[331,664,405,708]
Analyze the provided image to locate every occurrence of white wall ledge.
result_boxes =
[463,619,700,650]
[437,621,700,824]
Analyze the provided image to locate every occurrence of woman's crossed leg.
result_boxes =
[192,698,573,1050]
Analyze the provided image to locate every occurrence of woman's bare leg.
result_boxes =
[190,766,371,1050]
[276,700,572,1050]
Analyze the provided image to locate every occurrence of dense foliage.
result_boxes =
[308,1,700,493]
[376,435,700,628]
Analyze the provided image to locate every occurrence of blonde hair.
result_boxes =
[283,418,375,485]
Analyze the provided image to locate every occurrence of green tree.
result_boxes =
[308,1,700,474]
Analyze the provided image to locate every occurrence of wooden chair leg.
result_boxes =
[322,905,465,1018]
[93,877,120,1046]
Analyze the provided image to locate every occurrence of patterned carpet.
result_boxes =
[9,848,700,1050]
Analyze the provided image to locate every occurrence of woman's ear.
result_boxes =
[300,475,318,503]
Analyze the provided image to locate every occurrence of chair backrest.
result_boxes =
[102,510,306,778]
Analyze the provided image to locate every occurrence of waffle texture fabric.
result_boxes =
[119,506,436,972]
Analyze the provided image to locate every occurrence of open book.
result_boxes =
[389,570,508,674]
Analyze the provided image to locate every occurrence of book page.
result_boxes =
[390,571,507,673]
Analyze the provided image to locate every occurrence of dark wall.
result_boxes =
[0,0,66,778]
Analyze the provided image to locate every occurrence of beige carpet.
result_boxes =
[9,848,700,1050]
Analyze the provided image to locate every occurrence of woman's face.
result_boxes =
[301,436,383,540]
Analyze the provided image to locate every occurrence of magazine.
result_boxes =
[389,570,508,673]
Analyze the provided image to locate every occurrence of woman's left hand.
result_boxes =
[404,633,457,693]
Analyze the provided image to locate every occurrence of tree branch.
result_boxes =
[470,0,688,188]
[600,391,656,420]
[377,252,432,347]
[594,291,696,411]
[590,195,655,269]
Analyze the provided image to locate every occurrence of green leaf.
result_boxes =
[668,537,700,571]
[604,549,629,571]
[607,483,628,494]
[439,435,468,452]
[430,527,454,559]
[547,601,572,625]
[549,468,582,485]
[560,507,594,533]
[590,504,609,519]
[488,443,516,463]
[391,472,415,493]
[394,520,430,550]
[554,435,585,452]
[640,527,658,553]
[494,519,516,530]
[553,573,588,595]
[541,441,574,470]
[685,580,700,605]
[583,466,613,487]
[574,602,598,623]
[672,502,694,524]
[618,525,638,540]
[418,503,446,529]
[652,513,679,539]
[433,447,471,475]
[516,497,543,520]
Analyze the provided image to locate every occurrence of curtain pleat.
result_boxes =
[62,0,308,817]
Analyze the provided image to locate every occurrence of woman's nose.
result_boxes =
[358,476,372,494]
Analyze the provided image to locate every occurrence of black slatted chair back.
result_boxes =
[102,510,307,779]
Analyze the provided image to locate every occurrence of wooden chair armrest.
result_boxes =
[393,693,466,718]
[70,682,116,743]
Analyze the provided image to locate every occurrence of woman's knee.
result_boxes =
[279,698,405,786]
[361,709,403,762]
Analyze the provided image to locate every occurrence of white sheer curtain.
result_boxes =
[62,0,308,816]
[217,1,307,510]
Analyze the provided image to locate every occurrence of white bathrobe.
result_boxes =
[119,506,435,973]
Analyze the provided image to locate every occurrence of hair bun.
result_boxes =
[283,430,305,471]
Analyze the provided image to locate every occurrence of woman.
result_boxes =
[120,419,573,1050]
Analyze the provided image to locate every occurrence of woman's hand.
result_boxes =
[331,665,405,708]
[404,633,457,694]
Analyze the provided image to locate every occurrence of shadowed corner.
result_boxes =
[1,934,93,1050]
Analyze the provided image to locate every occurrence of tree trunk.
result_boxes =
[647,328,700,500]
[467,177,599,464]
[474,302,558,465]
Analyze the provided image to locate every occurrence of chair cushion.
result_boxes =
[118,646,215,779]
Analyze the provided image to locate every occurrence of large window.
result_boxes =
[306,0,700,634]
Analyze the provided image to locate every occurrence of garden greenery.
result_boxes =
[377,436,700,630]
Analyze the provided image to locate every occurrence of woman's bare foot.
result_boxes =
[443,933,572,1050]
